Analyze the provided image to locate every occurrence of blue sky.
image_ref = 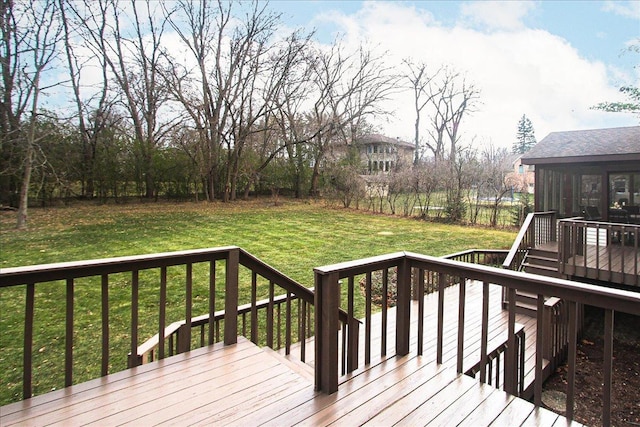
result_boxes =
[267,1,639,147]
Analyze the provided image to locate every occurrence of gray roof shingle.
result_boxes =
[357,134,415,150]
[521,126,640,165]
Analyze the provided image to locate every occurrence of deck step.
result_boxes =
[524,255,558,269]
[523,263,560,278]
[261,346,314,382]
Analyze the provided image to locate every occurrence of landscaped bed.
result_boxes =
[543,308,640,427]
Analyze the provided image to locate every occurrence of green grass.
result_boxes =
[0,198,516,405]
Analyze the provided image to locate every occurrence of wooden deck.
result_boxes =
[1,282,576,426]
[538,241,640,287]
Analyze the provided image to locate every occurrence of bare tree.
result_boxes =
[1,0,63,228]
[163,0,309,202]
[59,0,112,198]
[403,59,442,164]
[478,144,511,227]
[72,0,174,199]
[306,42,398,196]
[424,68,480,162]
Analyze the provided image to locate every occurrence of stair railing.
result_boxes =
[502,211,557,272]
[314,251,640,426]
[0,246,357,403]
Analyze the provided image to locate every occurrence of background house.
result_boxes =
[356,134,414,174]
[504,153,535,194]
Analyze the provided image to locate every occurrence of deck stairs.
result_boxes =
[511,246,561,317]
[522,247,561,279]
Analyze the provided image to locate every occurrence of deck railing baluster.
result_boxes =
[417,269,425,355]
[250,272,258,344]
[365,271,372,364]
[65,278,74,387]
[208,261,216,346]
[347,276,356,371]
[381,268,388,357]
[23,283,35,399]
[101,274,109,376]
[300,299,306,362]
[276,300,281,349]
[479,281,489,384]
[159,267,167,360]
[437,272,445,364]
[185,263,193,351]
[455,275,464,372]
[266,281,274,348]
[129,271,139,368]
[285,291,291,355]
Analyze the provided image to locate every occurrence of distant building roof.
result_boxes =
[356,134,415,150]
[522,126,640,165]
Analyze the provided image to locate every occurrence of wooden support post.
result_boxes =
[315,271,339,394]
[603,309,614,427]
[535,294,545,406]
[347,318,359,373]
[224,248,239,345]
[566,301,578,420]
[395,258,411,357]
[505,287,517,395]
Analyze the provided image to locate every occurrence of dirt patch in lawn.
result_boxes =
[542,307,640,426]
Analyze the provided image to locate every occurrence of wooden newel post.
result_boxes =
[314,270,340,394]
[396,257,411,357]
[505,287,517,395]
[224,248,239,345]
[346,318,359,373]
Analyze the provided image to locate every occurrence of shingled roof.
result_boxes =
[521,126,640,165]
[356,134,415,150]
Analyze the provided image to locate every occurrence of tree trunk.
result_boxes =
[309,163,320,197]
[16,143,33,229]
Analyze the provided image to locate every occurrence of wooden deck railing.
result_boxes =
[314,251,640,426]
[0,246,345,402]
[559,218,640,287]
[503,211,557,271]
[464,324,525,394]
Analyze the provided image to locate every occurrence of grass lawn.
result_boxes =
[0,198,517,405]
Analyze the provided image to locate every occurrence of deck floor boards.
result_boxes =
[1,282,578,426]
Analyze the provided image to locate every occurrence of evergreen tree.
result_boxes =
[513,114,536,154]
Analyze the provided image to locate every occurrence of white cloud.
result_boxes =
[315,1,638,151]
[603,1,640,20]
[459,0,536,31]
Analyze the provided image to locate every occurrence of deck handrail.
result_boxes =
[444,249,509,265]
[135,292,306,364]
[0,246,355,404]
[314,251,640,426]
[503,211,557,271]
[134,249,355,365]
[558,218,639,287]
